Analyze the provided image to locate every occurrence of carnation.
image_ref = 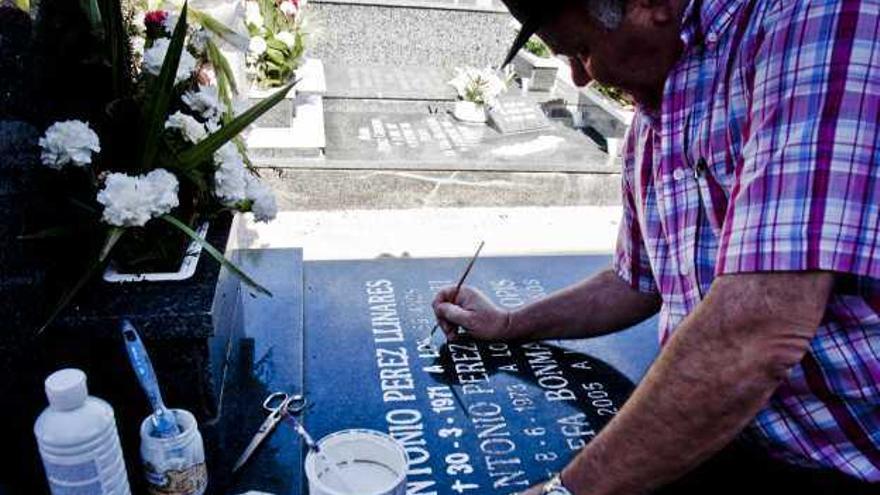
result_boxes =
[213,144,248,204]
[97,169,180,227]
[165,111,207,143]
[143,10,168,31]
[245,1,264,28]
[245,174,277,223]
[142,38,197,85]
[249,36,267,56]
[279,1,298,17]
[181,85,220,121]
[39,120,101,169]
[162,12,179,35]
[276,30,297,48]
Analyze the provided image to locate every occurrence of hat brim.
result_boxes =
[502,16,543,68]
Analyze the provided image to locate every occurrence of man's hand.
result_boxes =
[432,285,512,341]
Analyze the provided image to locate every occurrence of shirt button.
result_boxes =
[706,32,718,44]
[673,169,686,181]
[680,263,692,276]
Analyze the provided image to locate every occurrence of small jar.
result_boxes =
[139,409,207,495]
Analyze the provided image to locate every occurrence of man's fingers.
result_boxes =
[436,302,473,328]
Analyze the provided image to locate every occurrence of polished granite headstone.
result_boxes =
[219,252,659,495]
[323,106,613,173]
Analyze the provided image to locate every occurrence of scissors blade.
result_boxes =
[232,414,280,473]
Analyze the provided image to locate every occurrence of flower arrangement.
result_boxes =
[31,0,295,333]
[448,67,510,107]
[244,0,307,88]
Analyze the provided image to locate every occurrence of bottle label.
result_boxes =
[47,480,104,495]
[145,462,207,495]
[44,459,99,483]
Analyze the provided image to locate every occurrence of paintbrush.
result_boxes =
[422,240,485,346]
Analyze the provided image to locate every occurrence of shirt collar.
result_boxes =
[679,0,748,49]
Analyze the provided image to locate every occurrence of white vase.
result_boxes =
[102,222,210,283]
[453,101,488,124]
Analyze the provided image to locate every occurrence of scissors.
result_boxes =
[232,392,308,473]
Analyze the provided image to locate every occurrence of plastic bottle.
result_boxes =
[34,368,131,495]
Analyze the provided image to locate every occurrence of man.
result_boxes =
[432,0,879,493]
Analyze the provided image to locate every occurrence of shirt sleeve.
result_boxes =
[716,1,880,278]
[614,121,658,293]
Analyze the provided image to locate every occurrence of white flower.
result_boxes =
[249,36,267,56]
[449,66,508,105]
[279,1,297,17]
[162,13,179,35]
[131,36,146,59]
[97,169,179,227]
[142,38,197,85]
[181,84,220,121]
[245,174,277,223]
[39,120,101,169]
[165,111,207,143]
[213,143,248,204]
[276,30,297,48]
[245,1,264,28]
[205,118,221,134]
[189,28,210,55]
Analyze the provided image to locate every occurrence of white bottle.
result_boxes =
[34,368,132,495]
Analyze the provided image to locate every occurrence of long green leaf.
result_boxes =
[14,0,29,11]
[95,0,129,98]
[191,9,249,51]
[206,37,238,96]
[37,227,126,335]
[161,215,273,297]
[141,1,189,169]
[176,79,297,169]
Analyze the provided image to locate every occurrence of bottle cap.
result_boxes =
[45,369,88,411]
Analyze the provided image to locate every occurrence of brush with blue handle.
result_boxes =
[121,319,180,438]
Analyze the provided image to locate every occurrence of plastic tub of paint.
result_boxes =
[305,429,407,495]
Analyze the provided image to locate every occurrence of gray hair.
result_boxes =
[587,0,626,29]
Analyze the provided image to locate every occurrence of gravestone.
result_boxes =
[488,97,550,135]
[211,250,659,494]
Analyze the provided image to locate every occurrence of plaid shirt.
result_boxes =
[613,0,880,481]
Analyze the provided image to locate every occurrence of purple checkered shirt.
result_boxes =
[613,0,880,481]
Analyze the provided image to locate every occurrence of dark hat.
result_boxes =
[501,0,568,67]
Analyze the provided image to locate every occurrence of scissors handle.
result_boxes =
[263,392,307,415]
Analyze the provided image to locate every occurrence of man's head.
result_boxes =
[503,0,688,105]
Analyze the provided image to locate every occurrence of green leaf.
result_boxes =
[206,37,238,96]
[18,226,78,241]
[95,0,130,98]
[140,1,189,169]
[14,0,30,11]
[37,227,126,335]
[191,8,249,51]
[175,79,297,169]
[161,215,273,297]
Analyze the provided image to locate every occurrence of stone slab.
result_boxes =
[319,107,613,172]
[325,64,457,100]
[301,254,659,494]
[203,248,306,495]
[247,93,326,160]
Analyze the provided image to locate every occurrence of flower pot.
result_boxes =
[453,101,488,124]
[102,222,209,283]
[513,50,560,92]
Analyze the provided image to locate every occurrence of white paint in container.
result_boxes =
[305,429,408,495]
